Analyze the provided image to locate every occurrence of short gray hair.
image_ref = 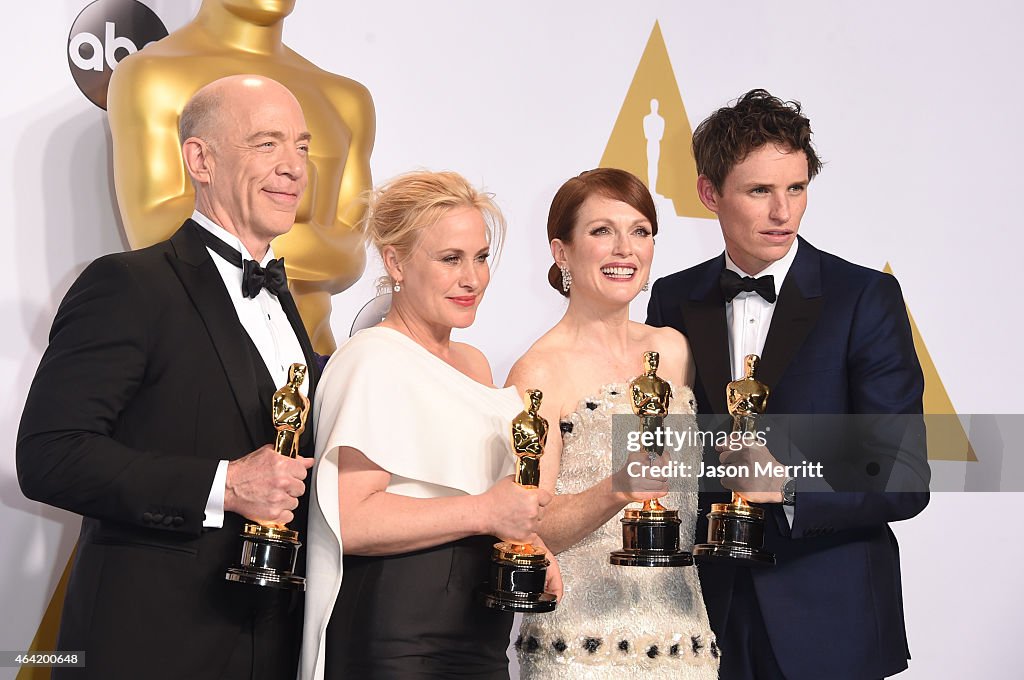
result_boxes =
[178,86,223,146]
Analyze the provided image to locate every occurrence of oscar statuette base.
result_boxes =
[609,507,694,567]
[478,542,557,613]
[693,502,775,566]
[225,523,306,590]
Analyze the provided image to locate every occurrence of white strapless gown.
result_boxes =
[517,383,719,679]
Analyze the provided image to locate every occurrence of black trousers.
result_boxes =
[718,569,786,680]
[221,589,300,680]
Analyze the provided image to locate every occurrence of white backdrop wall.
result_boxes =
[1,2,1020,678]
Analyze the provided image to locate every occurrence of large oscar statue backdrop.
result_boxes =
[108,0,374,354]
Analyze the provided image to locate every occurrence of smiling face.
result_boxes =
[185,77,310,249]
[698,144,809,275]
[554,193,654,306]
[389,206,492,333]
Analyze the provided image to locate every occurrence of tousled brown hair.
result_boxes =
[692,88,822,191]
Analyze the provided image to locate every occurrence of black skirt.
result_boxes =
[324,535,513,679]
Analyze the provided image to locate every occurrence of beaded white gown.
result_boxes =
[517,383,719,679]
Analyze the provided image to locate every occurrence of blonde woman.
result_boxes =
[300,171,559,680]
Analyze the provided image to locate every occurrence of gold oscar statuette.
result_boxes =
[610,351,694,567]
[225,363,311,589]
[693,354,776,565]
[478,389,557,613]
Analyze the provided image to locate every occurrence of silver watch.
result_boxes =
[782,477,797,506]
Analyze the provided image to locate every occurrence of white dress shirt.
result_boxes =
[724,240,799,381]
[192,210,307,528]
[724,240,799,523]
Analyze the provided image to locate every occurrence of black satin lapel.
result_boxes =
[277,289,319,453]
[682,297,732,415]
[758,274,824,394]
[167,252,265,450]
[277,290,318,400]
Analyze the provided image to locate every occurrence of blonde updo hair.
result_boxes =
[364,170,507,289]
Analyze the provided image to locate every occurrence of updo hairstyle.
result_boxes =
[364,170,507,289]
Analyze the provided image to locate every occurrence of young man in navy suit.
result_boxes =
[647,89,929,679]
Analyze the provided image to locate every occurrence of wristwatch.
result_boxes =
[781,477,797,506]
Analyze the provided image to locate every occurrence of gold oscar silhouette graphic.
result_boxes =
[601,21,713,219]
[225,363,310,588]
[693,354,776,565]
[107,0,374,354]
[610,351,694,567]
[478,389,557,613]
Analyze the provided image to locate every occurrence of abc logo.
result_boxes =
[67,0,168,110]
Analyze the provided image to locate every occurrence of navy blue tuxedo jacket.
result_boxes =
[647,237,929,680]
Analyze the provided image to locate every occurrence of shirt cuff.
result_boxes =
[783,503,794,527]
[203,460,230,528]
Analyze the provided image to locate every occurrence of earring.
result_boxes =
[393,280,402,292]
[559,266,572,293]
[641,279,649,292]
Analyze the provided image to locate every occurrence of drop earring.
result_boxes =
[559,266,572,293]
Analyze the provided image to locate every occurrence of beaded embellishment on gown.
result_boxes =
[517,383,719,679]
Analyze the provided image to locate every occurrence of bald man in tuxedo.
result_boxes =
[18,75,321,680]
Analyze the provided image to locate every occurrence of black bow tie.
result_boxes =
[193,222,289,298]
[719,269,776,303]
[240,258,288,298]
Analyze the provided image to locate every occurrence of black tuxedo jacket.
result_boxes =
[647,237,929,680]
[17,221,320,679]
